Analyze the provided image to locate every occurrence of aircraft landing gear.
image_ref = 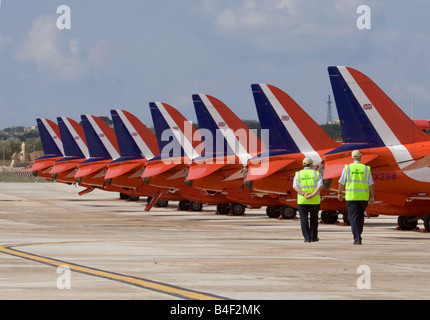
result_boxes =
[146,196,169,207]
[266,206,281,218]
[177,200,202,211]
[397,215,430,232]
[178,200,190,211]
[190,201,203,212]
[320,210,339,224]
[216,203,230,215]
[128,195,140,201]
[230,203,245,216]
[266,206,297,219]
[119,192,129,200]
[397,216,419,230]
[156,199,169,207]
[281,205,297,219]
[320,210,350,225]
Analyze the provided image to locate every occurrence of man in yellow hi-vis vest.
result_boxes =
[338,150,375,245]
[293,157,323,242]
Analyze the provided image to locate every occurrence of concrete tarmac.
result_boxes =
[0,182,429,300]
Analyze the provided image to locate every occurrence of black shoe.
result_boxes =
[312,238,319,242]
[353,241,362,245]
[304,240,311,243]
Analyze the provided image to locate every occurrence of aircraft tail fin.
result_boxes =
[192,94,263,165]
[57,117,89,159]
[149,102,201,161]
[80,114,120,160]
[251,83,339,162]
[110,109,159,160]
[36,118,64,158]
[328,66,430,147]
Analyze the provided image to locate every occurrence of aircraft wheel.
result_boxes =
[178,200,191,211]
[230,203,245,216]
[216,203,230,215]
[119,193,129,200]
[423,215,430,232]
[321,210,338,224]
[281,205,297,219]
[397,216,418,230]
[157,199,168,207]
[266,206,281,218]
[190,201,203,212]
[128,195,139,201]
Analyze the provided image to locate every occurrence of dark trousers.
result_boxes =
[346,201,368,243]
[298,204,320,241]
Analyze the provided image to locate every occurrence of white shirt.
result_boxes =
[338,160,374,186]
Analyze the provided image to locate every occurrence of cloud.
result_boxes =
[197,0,364,55]
[88,40,114,75]
[15,15,86,81]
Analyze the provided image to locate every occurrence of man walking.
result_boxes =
[293,157,323,242]
[338,150,375,245]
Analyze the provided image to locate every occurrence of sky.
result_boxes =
[0,0,429,129]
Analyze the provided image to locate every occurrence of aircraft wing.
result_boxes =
[75,162,108,178]
[323,154,380,179]
[50,160,81,174]
[246,158,296,181]
[30,159,58,172]
[186,163,228,180]
[105,161,143,179]
[141,162,179,178]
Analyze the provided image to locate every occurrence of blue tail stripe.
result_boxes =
[110,110,144,160]
[36,118,63,158]
[251,84,300,154]
[57,117,85,159]
[149,102,186,159]
[327,66,385,147]
[80,115,112,160]
[192,94,234,157]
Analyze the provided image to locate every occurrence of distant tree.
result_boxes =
[320,123,343,141]
[25,138,43,153]
[242,119,261,139]
[0,130,8,140]
[22,129,40,139]
[98,116,113,128]
[4,126,25,133]
[242,119,261,130]
[0,138,22,160]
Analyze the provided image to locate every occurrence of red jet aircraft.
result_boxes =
[325,66,430,231]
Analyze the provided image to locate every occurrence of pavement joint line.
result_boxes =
[0,241,227,300]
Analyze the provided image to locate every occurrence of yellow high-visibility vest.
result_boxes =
[295,169,320,205]
[344,163,370,201]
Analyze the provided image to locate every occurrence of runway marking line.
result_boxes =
[0,242,225,300]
